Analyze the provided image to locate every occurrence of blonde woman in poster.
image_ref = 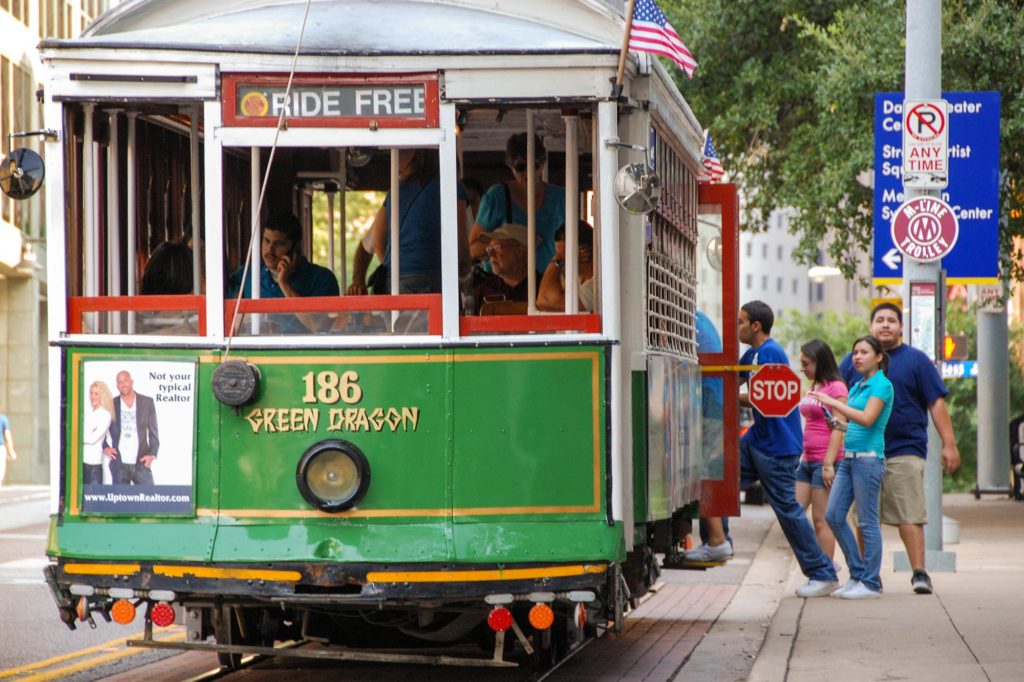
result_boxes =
[84,381,115,485]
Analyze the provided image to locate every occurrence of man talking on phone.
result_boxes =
[228,212,339,300]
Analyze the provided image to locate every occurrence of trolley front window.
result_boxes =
[59,90,606,341]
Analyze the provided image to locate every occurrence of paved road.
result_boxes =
[0,486,178,680]
[1,485,778,681]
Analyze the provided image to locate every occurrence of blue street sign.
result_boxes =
[873,91,1000,284]
[940,361,978,379]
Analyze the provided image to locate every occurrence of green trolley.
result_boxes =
[18,0,742,669]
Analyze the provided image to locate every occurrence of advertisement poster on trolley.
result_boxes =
[80,360,196,515]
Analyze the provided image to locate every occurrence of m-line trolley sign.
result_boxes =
[902,99,949,190]
[890,195,960,263]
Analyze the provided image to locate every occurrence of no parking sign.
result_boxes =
[903,99,948,189]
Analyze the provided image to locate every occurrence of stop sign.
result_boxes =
[748,364,802,417]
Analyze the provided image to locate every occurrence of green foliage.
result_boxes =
[667,0,1024,282]
[942,299,1024,491]
[943,299,978,490]
[309,190,384,289]
[774,308,868,362]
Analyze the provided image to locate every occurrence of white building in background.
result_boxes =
[738,208,875,347]
[1,0,117,484]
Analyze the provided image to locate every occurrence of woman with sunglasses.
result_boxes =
[810,335,894,600]
[469,133,566,273]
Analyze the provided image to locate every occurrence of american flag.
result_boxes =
[628,0,698,78]
[701,131,724,182]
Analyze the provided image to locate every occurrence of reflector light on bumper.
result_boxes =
[487,607,513,632]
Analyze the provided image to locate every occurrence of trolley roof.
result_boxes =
[43,0,628,56]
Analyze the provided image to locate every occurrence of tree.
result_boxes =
[310,191,384,290]
[667,0,1024,282]
[942,298,1024,492]
[774,308,867,362]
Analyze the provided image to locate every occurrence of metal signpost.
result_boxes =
[896,0,954,573]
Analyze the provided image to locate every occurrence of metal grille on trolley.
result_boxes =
[646,125,699,360]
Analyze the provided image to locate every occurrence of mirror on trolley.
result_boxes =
[0,148,46,200]
[613,162,661,216]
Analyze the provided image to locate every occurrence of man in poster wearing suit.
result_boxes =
[104,370,159,486]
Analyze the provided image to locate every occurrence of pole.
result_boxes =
[899,0,955,572]
[612,0,637,98]
[976,287,1011,493]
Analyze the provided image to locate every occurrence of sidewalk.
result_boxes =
[749,493,1024,682]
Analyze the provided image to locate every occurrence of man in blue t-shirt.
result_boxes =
[228,212,339,300]
[227,212,339,332]
[685,301,838,597]
[839,302,960,595]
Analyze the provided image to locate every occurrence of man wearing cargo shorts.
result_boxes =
[840,302,960,594]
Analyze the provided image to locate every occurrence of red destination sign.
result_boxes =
[890,196,960,262]
[222,73,440,128]
[748,364,801,418]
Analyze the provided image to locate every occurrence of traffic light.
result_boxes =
[944,333,968,361]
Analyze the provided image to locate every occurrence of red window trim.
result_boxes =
[459,314,601,336]
[67,295,206,335]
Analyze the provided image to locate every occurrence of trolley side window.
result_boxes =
[646,123,699,360]
[64,103,207,336]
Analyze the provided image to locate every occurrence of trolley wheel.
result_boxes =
[214,605,246,671]
[530,621,568,671]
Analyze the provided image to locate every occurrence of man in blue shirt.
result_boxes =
[228,212,339,300]
[685,301,838,597]
[227,213,339,332]
[839,302,960,595]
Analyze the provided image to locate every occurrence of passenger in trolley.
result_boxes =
[537,221,595,312]
[470,133,566,273]
[228,212,339,332]
[365,149,470,295]
[139,241,199,335]
[228,212,339,301]
[472,224,531,314]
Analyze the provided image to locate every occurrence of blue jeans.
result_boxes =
[741,439,837,582]
[825,455,886,591]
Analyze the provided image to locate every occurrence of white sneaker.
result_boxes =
[682,542,734,562]
[796,579,840,598]
[830,580,860,598]
[837,582,882,600]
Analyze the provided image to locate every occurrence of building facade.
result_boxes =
[1,0,113,483]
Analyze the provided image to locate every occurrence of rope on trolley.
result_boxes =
[224,0,315,359]
[700,364,763,372]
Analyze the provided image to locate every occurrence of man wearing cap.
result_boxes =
[473,224,531,313]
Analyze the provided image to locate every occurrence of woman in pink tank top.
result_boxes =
[795,339,848,563]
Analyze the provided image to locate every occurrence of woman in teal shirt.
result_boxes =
[810,335,894,599]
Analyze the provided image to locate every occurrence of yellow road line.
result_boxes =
[0,627,182,680]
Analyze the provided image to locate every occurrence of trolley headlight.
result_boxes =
[296,439,371,512]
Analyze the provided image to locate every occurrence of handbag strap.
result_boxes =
[502,182,513,224]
